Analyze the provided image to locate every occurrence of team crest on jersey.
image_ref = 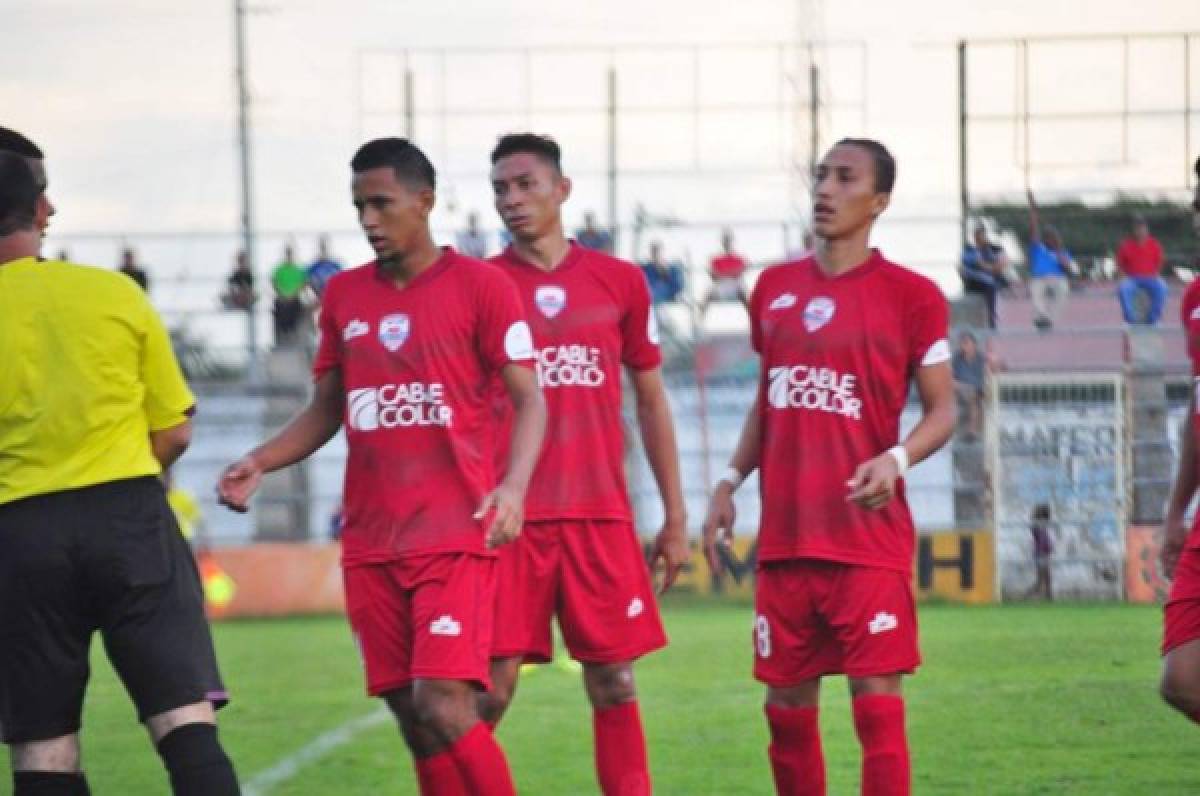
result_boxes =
[1191,306,1200,321]
[769,292,797,311]
[378,313,411,352]
[535,285,567,318]
[803,296,836,332]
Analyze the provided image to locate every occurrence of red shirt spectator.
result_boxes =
[1117,233,1163,278]
[711,253,747,279]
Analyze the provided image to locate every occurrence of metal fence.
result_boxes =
[990,373,1127,601]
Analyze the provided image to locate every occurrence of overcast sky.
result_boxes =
[4,0,1199,276]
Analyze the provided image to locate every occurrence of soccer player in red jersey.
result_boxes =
[702,139,955,796]
[217,138,545,796]
[1160,157,1200,723]
[478,133,688,795]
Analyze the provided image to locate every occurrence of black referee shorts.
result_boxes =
[0,476,229,744]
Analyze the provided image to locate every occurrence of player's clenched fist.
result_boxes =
[476,482,524,549]
[650,516,689,594]
[845,453,900,511]
[702,484,737,575]
[217,454,264,513]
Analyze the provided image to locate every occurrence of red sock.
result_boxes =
[764,703,825,796]
[593,701,651,795]
[414,750,467,796]
[852,694,910,796]
[1189,709,1200,725]
[447,722,516,796]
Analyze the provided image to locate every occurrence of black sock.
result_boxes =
[13,771,91,795]
[155,722,240,796]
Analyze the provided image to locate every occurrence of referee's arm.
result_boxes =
[151,418,193,469]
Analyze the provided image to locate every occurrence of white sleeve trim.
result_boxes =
[503,321,535,361]
[921,338,951,366]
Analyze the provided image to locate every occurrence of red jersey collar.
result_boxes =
[500,240,585,275]
[809,248,884,282]
[371,246,457,291]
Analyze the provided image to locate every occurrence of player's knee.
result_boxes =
[413,689,474,740]
[1159,670,1200,713]
[584,663,637,709]
[9,735,82,772]
[477,687,511,725]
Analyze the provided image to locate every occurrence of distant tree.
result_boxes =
[975,196,1197,275]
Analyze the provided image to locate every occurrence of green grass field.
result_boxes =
[1,599,1192,795]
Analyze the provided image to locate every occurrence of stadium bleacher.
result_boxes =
[989,281,1189,373]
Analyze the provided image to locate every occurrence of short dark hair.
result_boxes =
[0,152,42,236]
[835,137,896,194]
[490,133,562,172]
[0,127,43,159]
[350,138,435,190]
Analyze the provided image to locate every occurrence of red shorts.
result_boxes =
[753,559,920,686]
[1163,547,1200,655]
[491,520,667,665]
[343,553,495,696]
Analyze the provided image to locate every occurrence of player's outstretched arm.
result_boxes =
[217,369,344,512]
[702,394,762,573]
[1026,188,1042,243]
[478,363,545,549]
[1164,392,1198,578]
[847,360,955,510]
[631,367,688,593]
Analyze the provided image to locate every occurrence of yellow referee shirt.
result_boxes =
[0,257,195,505]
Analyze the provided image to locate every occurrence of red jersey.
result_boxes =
[1182,281,1200,546]
[313,249,535,565]
[490,244,661,521]
[750,251,949,574]
[711,253,747,279]
[1117,237,1163,278]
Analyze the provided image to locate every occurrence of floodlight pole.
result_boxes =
[235,0,259,380]
[607,66,618,254]
[404,67,415,139]
[809,44,819,182]
[957,40,968,247]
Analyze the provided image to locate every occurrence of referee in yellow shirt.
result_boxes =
[0,139,239,795]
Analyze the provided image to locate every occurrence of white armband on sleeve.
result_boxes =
[921,338,951,366]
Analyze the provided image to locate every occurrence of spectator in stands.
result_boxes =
[1026,189,1076,332]
[456,210,489,259]
[1028,503,1054,601]
[220,250,256,311]
[960,225,1010,328]
[951,330,985,437]
[118,245,149,291]
[784,229,816,260]
[270,243,308,345]
[329,502,344,541]
[700,227,749,319]
[641,240,684,305]
[1115,215,1167,326]
[576,210,613,253]
[306,235,343,299]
